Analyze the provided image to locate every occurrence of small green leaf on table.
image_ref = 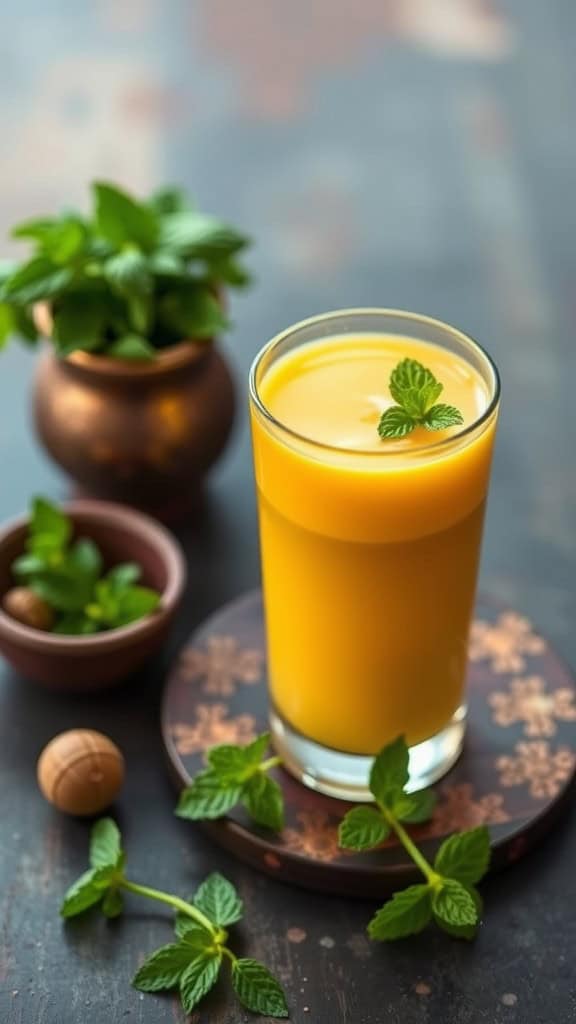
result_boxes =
[193,873,243,928]
[231,958,289,1018]
[368,885,433,940]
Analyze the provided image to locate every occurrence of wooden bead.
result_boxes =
[37,729,124,816]
[3,587,54,631]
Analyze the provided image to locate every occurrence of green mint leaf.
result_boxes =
[101,888,124,919]
[243,731,272,766]
[369,736,409,808]
[393,788,437,824]
[90,818,123,869]
[231,959,289,1018]
[114,585,160,626]
[434,826,490,886]
[12,306,38,344]
[30,569,93,613]
[424,404,465,431]
[193,873,243,927]
[160,285,227,339]
[377,406,415,439]
[432,879,478,930]
[107,563,141,589]
[51,293,108,349]
[13,215,86,263]
[176,771,243,820]
[338,806,390,850]
[105,249,151,298]
[148,250,186,277]
[390,359,442,412]
[159,211,248,256]
[242,772,284,831]
[0,303,14,347]
[107,335,155,361]
[174,917,214,946]
[12,553,46,578]
[70,538,103,581]
[368,884,432,941]
[127,292,151,334]
[207,254,252,288]
[205,732,273,782]
[3,257,73,304]
[179,953,221,1014]
[132,943,195,992]
[148,186,191,216]
[93,182,158,250]
[30,498,71,550]
[12,216,55,242]
[92,579,118,621]
[206,744,254,782]
[60,867,112,918]
[434,885,482,940]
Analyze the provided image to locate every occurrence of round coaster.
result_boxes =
[162,590,576,897]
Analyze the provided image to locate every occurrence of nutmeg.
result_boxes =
[37,729,125,816]
[3,587,54,631]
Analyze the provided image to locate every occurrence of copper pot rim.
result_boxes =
[0,499,187,652]
[63,339,212,379]
[34,302,215,378]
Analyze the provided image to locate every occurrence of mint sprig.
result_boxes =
[11,497,160,634]
[0,181,250,358]
[378,358,464,439]
[176,732,284,831]
[61,818,288,1018]
[338,736,490,940]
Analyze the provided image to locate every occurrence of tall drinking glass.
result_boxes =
[249,310,500,799]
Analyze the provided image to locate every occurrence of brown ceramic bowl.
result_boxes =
[0,500,187,691]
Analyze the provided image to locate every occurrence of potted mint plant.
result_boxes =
[0,183,250,513]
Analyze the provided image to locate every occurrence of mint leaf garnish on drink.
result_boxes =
[176,732,284,831]
[338,736,490,940]
[60,818,288,1018]
[378,358,464,439]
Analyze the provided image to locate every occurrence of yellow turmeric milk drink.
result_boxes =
[249,311,500,798]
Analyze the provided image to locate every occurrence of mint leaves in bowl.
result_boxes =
[0,498,186,690]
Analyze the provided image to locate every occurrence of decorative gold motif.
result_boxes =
[421,783,509,838]
[176,636,263,696]
[469,612,545,673]
[496,741,576,799]
[171,704,257,755]
[282,811,340,863]
[489,676,576,737]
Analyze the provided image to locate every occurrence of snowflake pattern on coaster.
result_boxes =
[171,704,257,754]
[175,636,263,696]
[469,612,546,673]
[489,676,576,737]
[282,812,341,863]
[496,741,576,799]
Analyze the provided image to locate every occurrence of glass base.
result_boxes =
[270,705,467,801]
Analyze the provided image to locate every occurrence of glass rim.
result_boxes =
[249,307,501,458]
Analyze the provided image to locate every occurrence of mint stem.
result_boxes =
[259,755,282,772]
[119,879,217,936]
[380,806,440,886]
[220,945,237,965]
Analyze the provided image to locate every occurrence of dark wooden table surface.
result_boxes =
[1,3,576,1022]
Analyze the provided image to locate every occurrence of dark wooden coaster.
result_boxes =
[161,590,576,897]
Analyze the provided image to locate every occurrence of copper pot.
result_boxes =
[33,341,235,514]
